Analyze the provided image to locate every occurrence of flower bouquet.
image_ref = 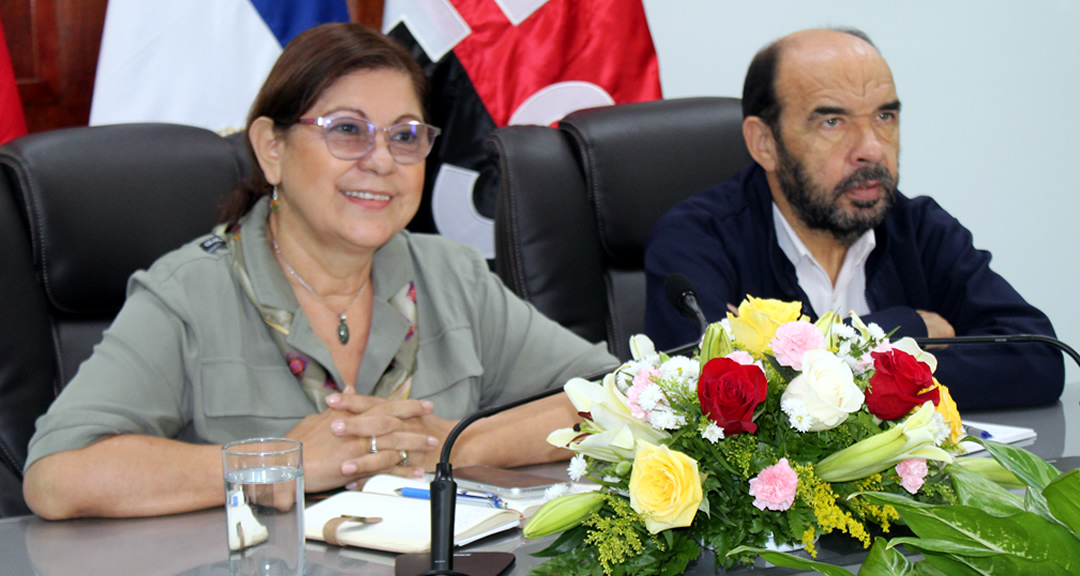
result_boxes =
[523,296,974,575]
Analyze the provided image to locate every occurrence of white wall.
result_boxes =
[643,1,1080,386]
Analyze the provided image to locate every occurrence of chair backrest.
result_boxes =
[489,97,751,359]
[0,123,249,516]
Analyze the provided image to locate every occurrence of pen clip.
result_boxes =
[458,489,506,509]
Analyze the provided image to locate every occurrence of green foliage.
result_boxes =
[1043,469,1080,538]
[741,440,1080,575]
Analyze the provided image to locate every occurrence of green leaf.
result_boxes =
[856,537,913,576]
[862,492,1080,573]
[529,525,587,557]
[1023,486,1055,523]
[886,537,1000,557]
[726,546,855,576]
[966,437,1059,492]
[910,562,951,576]
[662,528,674,548]
[1043,469,1080,537]
[900,538,1078,576]
[945,461,1025,516]
[658,536,701,576]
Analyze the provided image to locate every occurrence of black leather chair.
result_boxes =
[488,97,752,360]
[0,123,249,516]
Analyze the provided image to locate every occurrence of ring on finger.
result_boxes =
[398,450,410,466]
[369,436,378,454]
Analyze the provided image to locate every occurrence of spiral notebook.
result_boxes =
[304,476,523,554]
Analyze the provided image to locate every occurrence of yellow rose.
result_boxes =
[628,441,703,533]
[932,379,963,444]
[727,296,803,355]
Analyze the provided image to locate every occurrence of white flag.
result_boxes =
[89,0,349,134]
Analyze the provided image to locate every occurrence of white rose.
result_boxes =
[780,349,864,431]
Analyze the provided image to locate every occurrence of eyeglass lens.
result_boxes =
[322,118,437,165]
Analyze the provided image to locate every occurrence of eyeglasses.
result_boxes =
[296,116,441,165]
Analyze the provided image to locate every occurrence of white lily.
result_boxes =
[550,374,670,462]
[546,424,641,462]
[814,310,839,349]
[629,334,656,360]
[816,402,953,482]
[892,337,938,373]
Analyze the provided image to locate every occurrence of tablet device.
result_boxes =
[453,466,567,499]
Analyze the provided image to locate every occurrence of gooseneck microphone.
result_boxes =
[395,373,605,576]
[913,333,1080,370]
[664,273,709,338]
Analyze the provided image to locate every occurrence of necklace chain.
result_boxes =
[270,231,367,345]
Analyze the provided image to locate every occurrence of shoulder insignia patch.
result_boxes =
[200,236,227,253]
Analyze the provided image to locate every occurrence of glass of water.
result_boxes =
[222,438,304,576]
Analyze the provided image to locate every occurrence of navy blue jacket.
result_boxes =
[645,163,1063,410]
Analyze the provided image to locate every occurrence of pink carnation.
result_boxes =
[896,459,929,494]
[725,351,766,374]
[725,350,755,365]
[770,321,826,370]
[858,341,894,372]
[627,367,661,419]
[748,458,798,511]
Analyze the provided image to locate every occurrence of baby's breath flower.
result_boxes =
[702,422,725,443]
[659,356,700,381]
[637,383,664,411]
[931,412,950,445]
[867,322,886,341]
[837,340,852,358]
[781,397,814,432]
[833,323,857,340]
[544,483,570,499]
[568,454,588,481]
[649,408,686,430]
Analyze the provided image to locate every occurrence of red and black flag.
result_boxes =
[384,0,662,258]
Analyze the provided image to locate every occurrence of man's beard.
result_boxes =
[775,139,898,247]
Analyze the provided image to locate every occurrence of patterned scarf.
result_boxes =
[216,222,418,411]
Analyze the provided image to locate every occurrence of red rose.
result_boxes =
[866,349,939,420]
[697,357,768,435]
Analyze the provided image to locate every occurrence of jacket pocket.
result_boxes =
[197,360,312,443]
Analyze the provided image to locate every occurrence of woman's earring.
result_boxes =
[270,186,280,212]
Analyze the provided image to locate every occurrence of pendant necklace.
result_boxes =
[270,233,367,345]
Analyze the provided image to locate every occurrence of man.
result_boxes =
[644,28,1063,410]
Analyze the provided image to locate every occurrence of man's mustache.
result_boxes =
[833,165,896,197]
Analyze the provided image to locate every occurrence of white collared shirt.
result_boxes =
[772,203,875,319]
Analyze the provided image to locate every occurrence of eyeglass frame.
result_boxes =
[295,116,442,165]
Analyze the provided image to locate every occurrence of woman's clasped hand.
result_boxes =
[291,390,442,492]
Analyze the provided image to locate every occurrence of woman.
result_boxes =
[23,23,616,519]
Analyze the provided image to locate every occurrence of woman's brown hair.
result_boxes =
[219,23,429,224]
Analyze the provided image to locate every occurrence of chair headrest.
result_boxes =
[0,123,247,314]
[560,97,751,268]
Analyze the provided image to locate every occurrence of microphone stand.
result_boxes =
[912,333,1080,370]
[395,381,593,576]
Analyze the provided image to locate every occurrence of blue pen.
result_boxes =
[395,487,507,508]
[966,426,993,439]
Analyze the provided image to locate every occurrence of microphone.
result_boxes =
[912,333,1080,370]
[665,273,708,338]
[395,366,613,576]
